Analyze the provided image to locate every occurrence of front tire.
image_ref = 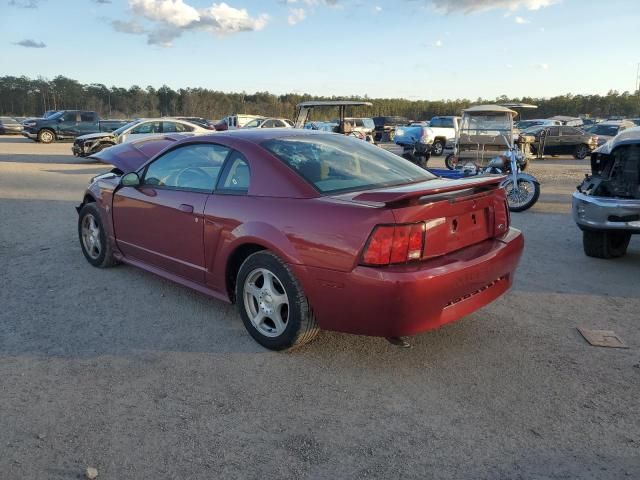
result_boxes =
[432,140,445,156]
[583,230,631,259]
[574,144,589,160]
[78,203,118,268]
[445,153,458,170]
[236,251,319,351]
[503,177,540,212]
[38,129,55,144]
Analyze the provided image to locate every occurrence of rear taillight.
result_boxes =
[361,223,425,266]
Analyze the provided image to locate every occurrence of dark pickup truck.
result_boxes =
[21,110,128,143]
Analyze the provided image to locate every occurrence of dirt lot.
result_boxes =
[1,136,639,479]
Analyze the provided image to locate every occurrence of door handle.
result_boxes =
[178,204,194,213]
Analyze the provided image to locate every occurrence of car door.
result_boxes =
[112,143,231,283]
[78,112,98,136]
[121,120,161,143]
[542,126,561,154]
[57,111,79,138]
[559,126,577,154]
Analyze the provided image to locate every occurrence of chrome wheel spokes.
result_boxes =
[81,214,102,259]
[243,268,289,337]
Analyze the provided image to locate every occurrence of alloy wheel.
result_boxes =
[81,213,102,260]
[243,268,290,337]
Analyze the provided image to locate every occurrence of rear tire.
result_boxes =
[574,144,589,159]
[583,230,631,259]
[236,251,319,351]
[38,129,55,144]
[432,139,445,156]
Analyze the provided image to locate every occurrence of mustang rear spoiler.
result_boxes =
[351,176,505,206]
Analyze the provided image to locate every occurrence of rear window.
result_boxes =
[591,125,619,136]
[261,134,434,194]
[430,117,455,128]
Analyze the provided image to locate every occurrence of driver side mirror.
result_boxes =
[57,118,63,123]
[121,172,140,187]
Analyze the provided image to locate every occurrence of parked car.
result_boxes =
[72,118,210,157]
[0,116,23,134]
[586,120,636,146]
[242,118,294,129]
[428,116,461,156]
[522,124,597,159]
[21,110,123,143]
[76,129,523,350]
[548,115,584,127]
[630,118,640,126]
[175,116,215,130]
[215,114,264,131]
[515,119,560,130]
[373,116,409,142]
[573,127,640,258]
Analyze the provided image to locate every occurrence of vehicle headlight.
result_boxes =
[396,128,404,136]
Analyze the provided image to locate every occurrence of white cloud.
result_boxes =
[514,16,529,23]
[287,7,306,25]
[432,0,559,14]
[434,39,443,47]
[117,1,268,46]
[130,0,200,27]
[534,63,549,70]
[374,5,382,12]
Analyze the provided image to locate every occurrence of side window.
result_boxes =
[262,120,276,128]
[132,121,161,134]
[177,123,194,132]
[143,143,230,192]
[80,112,95,122]
[561,127,579,136]
[162,122,178,133]
[274,120,286,128]
[548,126,560,137]
[62,112,77,122]
[217,152,250,194]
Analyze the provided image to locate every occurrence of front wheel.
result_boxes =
[503,177,540,212]
[574,144,589,159]
[236,251,319,351]
[432,140,445,156]
[37,129,55,144]
[445,153,458,170]
[583,230,631,259]
[78,203,118,267]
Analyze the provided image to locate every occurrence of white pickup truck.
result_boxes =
[428,116,461,156]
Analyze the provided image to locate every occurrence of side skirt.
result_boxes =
[118,254,231,304]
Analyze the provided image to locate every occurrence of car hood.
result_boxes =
[89,134,187,172]
[77,132,115,142]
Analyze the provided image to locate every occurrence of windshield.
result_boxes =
[589,125,620,136]
[517,120,543,130]
[261,134,434,194]
[112,119,142,136]
[48,111,64,120]
[461,113,511,135]
[522,126,545,135]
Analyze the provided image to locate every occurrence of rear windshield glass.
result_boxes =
[261,134,434,194]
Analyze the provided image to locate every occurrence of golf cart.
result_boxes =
[437,105,540,212]
[294,101,373,142]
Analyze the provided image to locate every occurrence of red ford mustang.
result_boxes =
[77,130,524,350]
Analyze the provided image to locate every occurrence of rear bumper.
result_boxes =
[573,191,640,232]
[292,228,524,337]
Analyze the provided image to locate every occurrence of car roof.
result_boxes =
[598,120,634,126]
[463,104,517,115]
[297,101,373,108]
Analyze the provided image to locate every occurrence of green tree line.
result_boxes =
[1,75,639,121]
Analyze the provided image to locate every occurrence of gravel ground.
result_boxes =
[1,136,639,480]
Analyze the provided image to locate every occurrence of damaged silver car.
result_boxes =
[573,127,640,258]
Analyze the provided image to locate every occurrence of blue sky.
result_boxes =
[2,0,639,100]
